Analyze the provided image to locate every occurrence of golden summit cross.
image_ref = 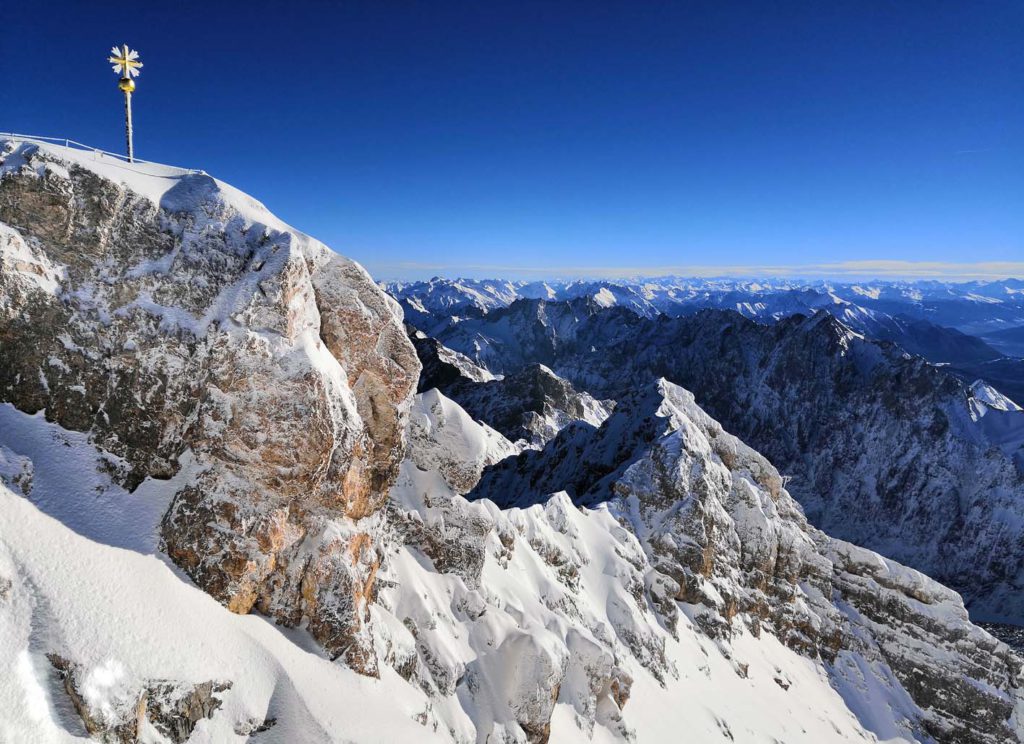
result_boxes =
[107,44,143,162]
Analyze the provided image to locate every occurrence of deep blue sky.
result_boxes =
[2,1,1021,279]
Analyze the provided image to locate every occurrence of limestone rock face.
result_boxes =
[623,385,1024,744]
[0,140,419,671]
[825,540,1023,744]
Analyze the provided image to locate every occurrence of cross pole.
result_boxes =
[108,44,143,162]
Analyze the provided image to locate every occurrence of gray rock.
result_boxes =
[0,140,420,673]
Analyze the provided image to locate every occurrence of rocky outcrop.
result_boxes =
[468,382,674,508]
[404,388,518,496]
[414,336,614,446]
[826,541,1023,744]
[389,390,516,586]
[645,390,1022,742]
[409,326,496,392]
[0,139,419,671]
[48,654,230,744]
[0,444,33,496]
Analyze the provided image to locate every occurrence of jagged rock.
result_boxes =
[381,391,654,740]
[48,654,230,744]
[467,379,1024,743]
[0,444,33,496]
[410,322,614,447]
[416,346,614,447]
[825,539,1023,744]
[409,326,496,392]
[405,388,518,495]
[424,296,1024,622]
[234,716,277,736]
[0,139,419,671]
[146,680,233,743]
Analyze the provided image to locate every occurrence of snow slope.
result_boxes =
[0,481,441,744]
[389,387,1024,743]
[0,404,187,553]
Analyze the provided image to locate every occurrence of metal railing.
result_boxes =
[0,132,203,176]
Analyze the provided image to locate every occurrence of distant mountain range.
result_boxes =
[386,275,1024,332]
[392,279,1024,625]
[387,276,1024,403]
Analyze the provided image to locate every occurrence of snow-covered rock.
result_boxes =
[409,327,497,390]
[389,276,1024,403]
[0,444,33,497]
[0,138,420,672]
[405,388,518,494]
[973,379,1023,412]
[5,377,1022,742]
[388,381,1024,743]
[430,298,1024,623]
[412,331,614,447]
[464,380,1024,744]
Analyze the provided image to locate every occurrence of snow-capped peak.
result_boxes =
[971,379,1023,412]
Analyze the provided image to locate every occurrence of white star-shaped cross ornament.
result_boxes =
[109,44,143,78]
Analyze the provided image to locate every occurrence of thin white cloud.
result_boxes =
[368,259,1024,282]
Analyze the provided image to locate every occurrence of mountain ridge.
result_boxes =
[412,296,1024,622]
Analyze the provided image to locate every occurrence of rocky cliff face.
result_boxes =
[601,382,1024,744]
[413,340,613,449]
[448,363,612,447]
[0,139,419,672]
